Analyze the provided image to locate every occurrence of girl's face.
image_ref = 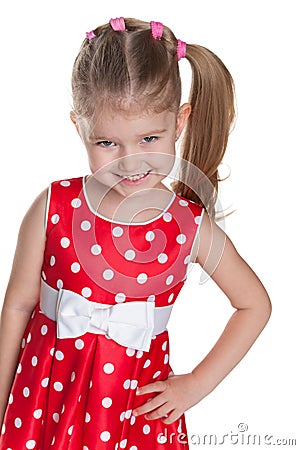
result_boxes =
[73,105,190,199]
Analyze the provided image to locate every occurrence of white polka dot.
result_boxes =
[50,256,56,266]
[55,351,64,361]
[42,271,46,280]
[120,439,127,448]
[60,180,71,187]
[176,233,187,244]
[53,413,60,423]
[143,424,151,434]
[57,279,63,289]
[195,215,203,224]
[162,341,168,351]
[68,425,74,435]
[184,255,191,264]
[26,440,36,449]
[131,380,138,389]
[71,371,76,382]
[120,411,126,422]
[123,379,131,389]
[147,294,155,302]
[158,253,168,264]
[102,397,112,408]
[17,363,22,374]
[168,293,174,303]
[130,416,136,426]
[60,237,70,248]
[71,262,81,273]
[83,446,89,450]
[158,435,168,444]
[91,244,102,255]
[50,348,55,356]
[100,431,111,442]
[33,409,42,419]
[75,339,85,350]
[136,350,143,359]
[145,231,155,241]
[179,199,189,206]
[103,363,115,374]
[54,382,63,392]
[126,348,135,357]
[125,409,132,419]
[27,333,32,343]
[14,418,22,428]
[51,214,60,224]
[31,356,38,367]
[124,249,136,260]
[85,412,91,423]
[81,220,91,231]
[103,269,114,280]
[41,378,49,388]
[153,371,161,379]
[71,198,82,208]
[23,387,30,397]
[1,423,5,435]
[9,393,13,404]
[166,275,174,285]
[41,325,48,335]
[81,287,92,298]
[112,226,123,237]
[115,292,126,303]
[137,273,148,284]
[143,359,151,368]
[163,212,172,222]
[164,354,169,364]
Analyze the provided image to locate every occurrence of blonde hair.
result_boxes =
[71,18,236,221]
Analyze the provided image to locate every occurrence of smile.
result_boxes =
[116,171,151,183]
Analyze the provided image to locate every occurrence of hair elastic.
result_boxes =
[177,39,186,61]
[86,30,96,41]
[110,17,126,31]
[150,21,163,40]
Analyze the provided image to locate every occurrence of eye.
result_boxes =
[141,136,157,144]
[96,140,116,147]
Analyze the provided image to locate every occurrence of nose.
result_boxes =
[117,148,143,173]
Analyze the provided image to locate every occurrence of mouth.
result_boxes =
[116,170,152,184]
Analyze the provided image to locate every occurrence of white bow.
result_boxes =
[40,280,172,352]
[55,288,155,351]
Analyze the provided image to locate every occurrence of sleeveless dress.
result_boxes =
[0,176,205,450]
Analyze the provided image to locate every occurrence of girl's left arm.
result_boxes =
[133,210,271,423]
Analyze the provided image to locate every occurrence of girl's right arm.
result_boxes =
[0,188,48,427]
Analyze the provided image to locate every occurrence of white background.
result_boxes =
[0,0,299,446]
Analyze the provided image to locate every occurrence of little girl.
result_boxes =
[0,17,271,450]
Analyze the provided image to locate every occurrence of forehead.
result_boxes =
[82,108,177,137]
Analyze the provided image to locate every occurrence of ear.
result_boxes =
[176,103,191,139]
[70,111,81,136]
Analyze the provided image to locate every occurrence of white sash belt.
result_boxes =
[39,280,173,352]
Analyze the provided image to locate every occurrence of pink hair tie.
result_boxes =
[110,17,126,32]
[177,39,186,61]
[150,21,163,40]
[86,30,96,41]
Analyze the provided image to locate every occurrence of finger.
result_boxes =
[161,409,181,425]
[133,395,167,417]
[145,404,173,421]
[136,380,167,396]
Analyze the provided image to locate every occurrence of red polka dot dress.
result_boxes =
[0,177,205,450]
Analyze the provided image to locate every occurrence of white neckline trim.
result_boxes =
[82,176,177,226]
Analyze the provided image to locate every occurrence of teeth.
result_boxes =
[123,172,148,181]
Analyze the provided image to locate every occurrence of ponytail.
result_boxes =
[172,44,236,222]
